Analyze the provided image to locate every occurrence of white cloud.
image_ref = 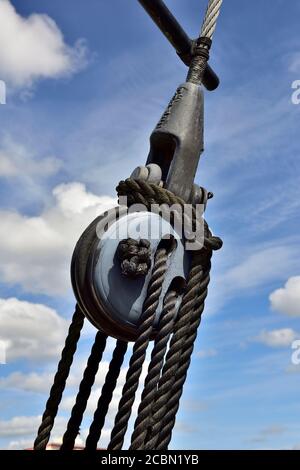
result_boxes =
[0,344,122,393]
[7,435,85,450]
[0,415,41,437]
[173,421,198,435]
[286,362,300,374]
[0,371,53,393]
[7,439,36,450]
[256,328,298,348]
[0,297,68,362]
[208,243,300,315]
[289,53,300,73]
[0,182,116,296]
[0,136,61,178]
[53,182,108,215]
[196,348,218,359]
[0,0,89,89]
[250,425,286,444]
[0,415,79,449]
[269,277,300,317]
[219,247,296,292]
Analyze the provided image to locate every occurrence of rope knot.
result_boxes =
[117,238,152,279]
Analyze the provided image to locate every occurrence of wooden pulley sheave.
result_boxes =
[34,0,224,451]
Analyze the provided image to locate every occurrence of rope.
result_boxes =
[85,340,128,450]
[116,179,221,449]
[201,0,223,39]
[154,258,212,449]
[60,331,107,450]
[143,259,205,450]
[129,289,179,450]
[34,305,84,450]
[107,246,169,450]
[117,179,222,252]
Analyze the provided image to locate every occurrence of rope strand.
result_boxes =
[34,305,84,450]
[60,331,107,450]
[107,247,169,450]
[144,259,205,450]
[85,340,128,450]
[130,289,179,450]
[156,260,212,449]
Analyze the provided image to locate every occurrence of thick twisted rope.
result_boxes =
[144,259,205,450]
[34,305,84,450]
[107,247,169,450]
[117,178,221,449]
[117,179,222,252]
[154,258,212,449]
[129,289,179,450]
[60,331,107,450]
[85,340,128,450]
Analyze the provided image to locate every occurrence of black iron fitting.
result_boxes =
[187,37,212,86]
[138,0,219,91]
[146,80,205,203]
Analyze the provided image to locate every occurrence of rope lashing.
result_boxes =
[117,179,222,252]
[34,305,84,450]
[85,340,128,450]
[107,246,169,450]
[60,331,108,450]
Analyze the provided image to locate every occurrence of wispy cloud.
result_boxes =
[255,328,298,348]
[0,0,90,91]
[0,182,115,296]
[270,276,300,317]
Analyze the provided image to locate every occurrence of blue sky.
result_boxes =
[0,0,300,450]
